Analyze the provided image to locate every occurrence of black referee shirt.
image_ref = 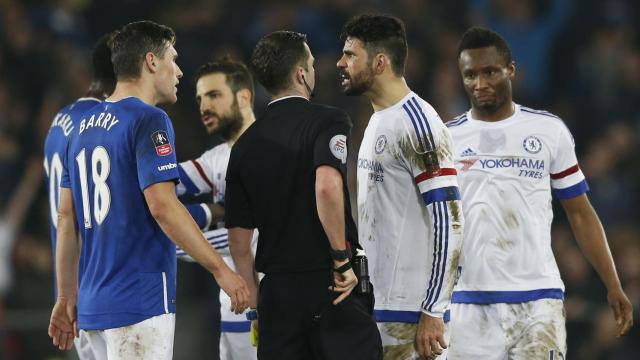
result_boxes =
[225,96,358,274]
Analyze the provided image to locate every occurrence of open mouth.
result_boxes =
[340,73,350,87]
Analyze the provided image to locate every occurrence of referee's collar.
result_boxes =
[268,95,309,106]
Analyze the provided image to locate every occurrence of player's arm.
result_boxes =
[177,228,230,261]
[551,122,633,337]
[175,150,216,196]
[183,202,214,230]
[48,188,79,351]
[561,194,633,337]
[228,227,259,308]
[145,181,249,314]
[403,112,464,358]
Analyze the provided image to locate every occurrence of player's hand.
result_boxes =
[415,312,447,359]
[215,269,250,314]
[48,296,78,351]
[330,259,358,305]
[607,287,634,337]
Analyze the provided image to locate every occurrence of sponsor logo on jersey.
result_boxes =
[375,135,387,154]
[459,158,478,171]
[157,162,177,171]
[479,158,545,170]
[460,147,476,157]
[523,135,542,154]
[457,157,545,176]
[329,134,347,164]
[152,130,173,156]
[358,158,384,182]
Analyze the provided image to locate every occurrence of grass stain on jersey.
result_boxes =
[445,248,462,293]
[496,237,514,250]
[449,201,462,227]
[396,135,429,172]
[504,212,519,229]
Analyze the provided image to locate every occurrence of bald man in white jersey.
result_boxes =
[445,26,633,360]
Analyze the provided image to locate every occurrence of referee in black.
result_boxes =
[226,30,382,360]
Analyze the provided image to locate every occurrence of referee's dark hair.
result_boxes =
[195,56,254,104]
[340,14,408,76]
[91,33,116,94]
[457,27,513,65]
[250,31,308,94]
[108,20,176,80]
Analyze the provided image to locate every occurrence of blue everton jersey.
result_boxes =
[44,97,100,298]
[60,97,180,330]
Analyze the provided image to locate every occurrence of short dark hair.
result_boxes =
[340,14,408,76]
[91,33,116,92]
[109,20,176,80]
[457,27,512,65]
[194,56,254,98]
[249,31,308,94]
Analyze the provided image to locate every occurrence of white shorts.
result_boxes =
[80,313,175,360]
[219,290,256,360]
[447,299,566,360]
[378,321,452,360]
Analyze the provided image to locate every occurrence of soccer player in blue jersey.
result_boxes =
[47,21,249,359]
[43,33,116,359]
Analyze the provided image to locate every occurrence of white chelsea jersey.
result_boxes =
[447,104,589,304]
[176,142,257,266]
[358,92,464,319]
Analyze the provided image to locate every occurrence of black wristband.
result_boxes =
[333,261,352,273]
[330,248,350,261]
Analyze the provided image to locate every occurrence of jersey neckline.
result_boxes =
[465,103,521,127]
[373,91,415,116]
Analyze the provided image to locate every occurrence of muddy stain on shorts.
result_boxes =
[383,323,417,360]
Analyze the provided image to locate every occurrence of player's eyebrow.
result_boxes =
[343,49,356,56]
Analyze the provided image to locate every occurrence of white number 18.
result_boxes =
[76,147,111,228]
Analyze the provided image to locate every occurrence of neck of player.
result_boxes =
[471,99,515,122]
[228,108,256,146]
[367,76,410,112]
[108,80,158,105]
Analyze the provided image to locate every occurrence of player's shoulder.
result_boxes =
[394,93,444,129]
[446,112,470,129]
[518,105,564,125]
[203,142,231,158]
[112,97,167,117]
[517,104,571,134]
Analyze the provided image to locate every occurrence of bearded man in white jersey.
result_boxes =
[446,26,633,359]
[174,56,257,360]
[337,14,464,360]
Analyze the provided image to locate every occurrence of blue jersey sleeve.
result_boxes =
[134,111,180,190]
[60,139,72,189]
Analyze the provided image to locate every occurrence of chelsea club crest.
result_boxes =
[523,135,542,154]
[375,135,387,154]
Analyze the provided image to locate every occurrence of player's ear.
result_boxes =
[507,61,516,80]
[236,89,252,109]
[144,52,157,73]
[373,53,387,75]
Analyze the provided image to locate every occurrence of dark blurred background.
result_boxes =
[0,0,638,359]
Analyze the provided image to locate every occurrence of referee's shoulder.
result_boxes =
[310,102,351,126]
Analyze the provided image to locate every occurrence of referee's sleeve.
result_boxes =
[313,111,352,176]
[224,149,254,229]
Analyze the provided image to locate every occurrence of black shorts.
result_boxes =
[257,270,382,360]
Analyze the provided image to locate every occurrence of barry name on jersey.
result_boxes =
[78,111,120,134]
